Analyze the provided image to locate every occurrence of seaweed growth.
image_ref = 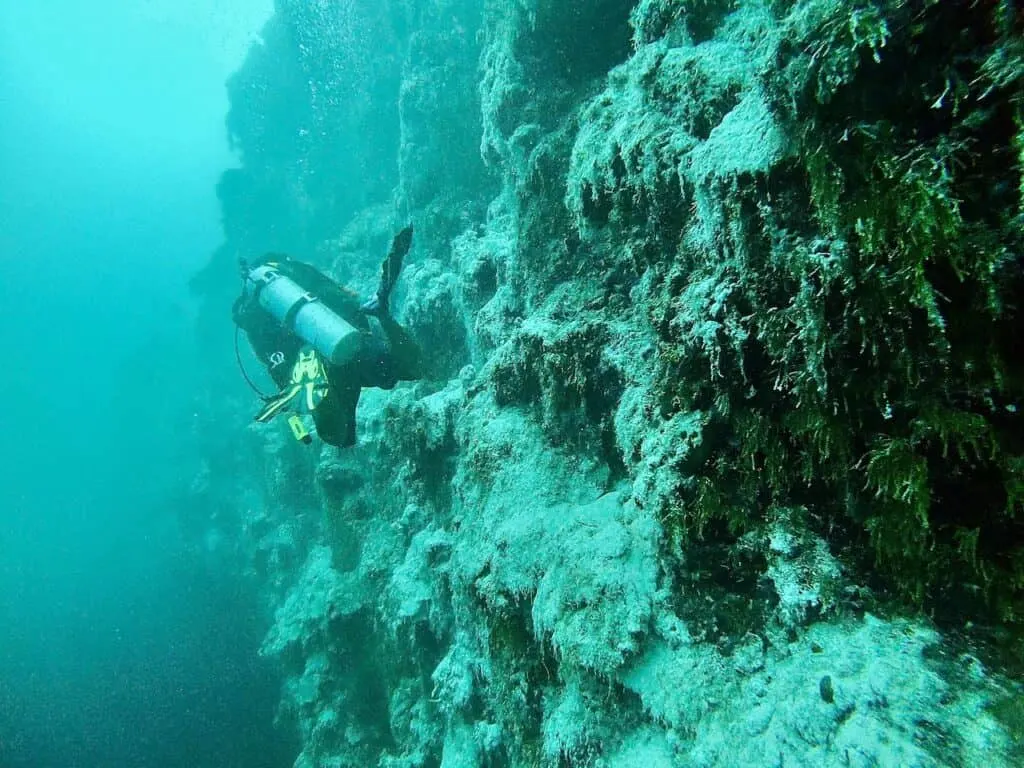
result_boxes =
[648,0,1024,622]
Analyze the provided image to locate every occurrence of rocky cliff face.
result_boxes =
[190,1,1024,766]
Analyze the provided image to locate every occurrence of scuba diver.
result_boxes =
[232,225,422,448]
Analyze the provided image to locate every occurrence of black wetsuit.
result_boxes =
[233,258,421,447]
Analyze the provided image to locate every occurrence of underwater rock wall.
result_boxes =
[190,1,1024,766]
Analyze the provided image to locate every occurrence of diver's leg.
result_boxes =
[376,313,423,380]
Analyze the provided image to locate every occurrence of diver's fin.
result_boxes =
[362,224,413,316]
[383,224,413,294]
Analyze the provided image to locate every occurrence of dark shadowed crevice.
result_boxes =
[524,0,635,88]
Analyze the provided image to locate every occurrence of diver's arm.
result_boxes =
[312,381,361,447]
[234,298,301,388]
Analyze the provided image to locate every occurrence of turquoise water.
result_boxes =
[3,2,1023,766]
[0,3,293,766]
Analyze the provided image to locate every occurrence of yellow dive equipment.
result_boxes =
[254,348,329,443]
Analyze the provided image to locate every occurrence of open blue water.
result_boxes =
[0,3,294,765]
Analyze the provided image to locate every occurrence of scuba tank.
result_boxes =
[246,263,363,367]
